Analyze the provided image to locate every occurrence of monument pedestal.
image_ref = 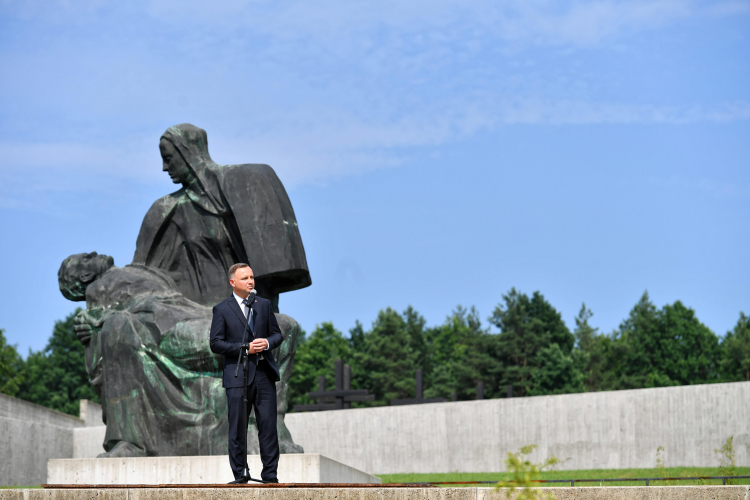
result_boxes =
[47,454,381,485]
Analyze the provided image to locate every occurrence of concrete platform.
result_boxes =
[2,486,749,499]
[47,454,380,485]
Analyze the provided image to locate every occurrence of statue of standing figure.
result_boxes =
[58,124,311,457]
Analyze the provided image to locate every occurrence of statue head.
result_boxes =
[159,124,214,186]
[58,252,115,301]
[160,124,212,161]
[159,138,196,186]
[159,123,227,214]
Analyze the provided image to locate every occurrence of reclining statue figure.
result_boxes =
[59,253,302,457]
[57,123,311,457]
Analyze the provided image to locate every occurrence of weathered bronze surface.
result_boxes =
[134,123,311,311]
[57,124,310,457]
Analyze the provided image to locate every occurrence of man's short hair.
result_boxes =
[228,263,250,280]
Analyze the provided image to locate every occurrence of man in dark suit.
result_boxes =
[209,263,284,483]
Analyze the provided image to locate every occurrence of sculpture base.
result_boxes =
[47,454,380,485]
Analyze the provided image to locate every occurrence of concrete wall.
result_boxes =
[79,400,103,427]
[285,381,750,474]
[0,394,85,486]
[73,426,107,459]
[73,399,107,459]
[0,393,85,428]
[3,381,748,484]
[0,396,108,485]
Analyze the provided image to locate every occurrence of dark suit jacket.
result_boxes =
[209,295,283,388]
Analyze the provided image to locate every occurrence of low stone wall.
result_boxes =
[3,382,748,485]
[0,394,88,486]
[1,486,748,500]
[73,426,107,459]
[286,381,750,474]
[0,394,84,428]
[78,400,103,427]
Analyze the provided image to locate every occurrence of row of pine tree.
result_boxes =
[1,289,748,416]
[288,289,750,409]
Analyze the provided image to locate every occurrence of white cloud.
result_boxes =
[507,0,691,45]
[705,0,750,16]
[1,0,748,192]
[3,97,746,195]
[0,140,159,179]
[0,0,717,50]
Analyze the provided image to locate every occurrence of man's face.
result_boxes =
[159,138,194,185]
[229,267,255,298]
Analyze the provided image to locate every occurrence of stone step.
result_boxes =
[47,454,380,485]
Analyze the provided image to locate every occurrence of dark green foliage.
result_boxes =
[352,307,423,404]
[721,312,750,381]
[608,293,720,389]
[658,300,721,384]
[423,306,499,400]
[574,304,615,392]
[287,289,737,407]
[15,309,99,416]
[528,344,586,396]
[348,321,366,354]
[0,329,25,396]
[489,289,575,397]
[287,323,351,407]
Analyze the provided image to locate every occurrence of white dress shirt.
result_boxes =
[233,292,269,352]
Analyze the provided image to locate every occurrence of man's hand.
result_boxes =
[248,338,268,354]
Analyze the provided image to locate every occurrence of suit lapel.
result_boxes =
[227,295,256,337]
[227,297,249,331]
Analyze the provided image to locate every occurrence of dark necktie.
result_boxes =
[242,297,262,362]
[242,298,254,336]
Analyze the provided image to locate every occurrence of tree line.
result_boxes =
[288,289,750,409]
[0,309,99,416]
[1,290,748,416]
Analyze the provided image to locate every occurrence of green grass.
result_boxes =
[5,468,750,489]
[378,467,750,487]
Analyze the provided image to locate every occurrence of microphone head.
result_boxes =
[249,289,257,300]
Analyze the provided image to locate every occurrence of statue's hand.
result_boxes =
[74,312,93,345]
[74,309,103,345]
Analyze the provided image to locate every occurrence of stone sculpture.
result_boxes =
[58,124,310,457]
[134,123,310,311]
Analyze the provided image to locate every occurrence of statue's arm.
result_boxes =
[132,194,179,265]
[209,305,241,357]
[73,308,105,382]
[74,308,104,346]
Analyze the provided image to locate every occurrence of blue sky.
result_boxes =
[1,0,748,355]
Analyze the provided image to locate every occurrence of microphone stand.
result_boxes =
[234,293,264,484]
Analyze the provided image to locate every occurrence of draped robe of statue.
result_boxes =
[80,264,224,456]
[73,124,310,457]
[133,124,311,311]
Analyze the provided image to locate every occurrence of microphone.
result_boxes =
[247,289,257,306]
